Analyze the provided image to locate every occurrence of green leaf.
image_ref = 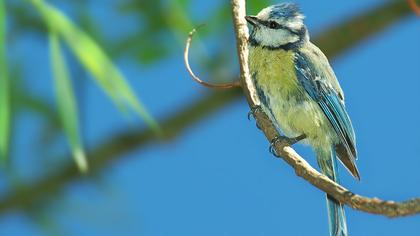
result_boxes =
[49,32,88,173]
[32,0,160,133]
[0,0,10,162]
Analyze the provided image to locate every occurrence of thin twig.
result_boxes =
[230,0,420,217]
[184,26,241,89]
[408,0,420,16]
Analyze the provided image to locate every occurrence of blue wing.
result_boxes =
[294,51,359,179]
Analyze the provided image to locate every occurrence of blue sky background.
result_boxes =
[1,0,420,235]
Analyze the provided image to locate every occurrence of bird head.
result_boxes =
[246,3,308,49]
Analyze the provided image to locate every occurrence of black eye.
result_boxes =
[269,21,279,29]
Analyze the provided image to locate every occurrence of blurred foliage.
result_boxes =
[0,0,10,161]
[49,32,87,172]
[0,0,166,170]
[33,0,160,124]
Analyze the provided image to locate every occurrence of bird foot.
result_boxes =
[248,105,263,130]
[247,105,263,121]
[269,134,307,157]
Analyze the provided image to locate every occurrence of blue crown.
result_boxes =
[268,3,301,19]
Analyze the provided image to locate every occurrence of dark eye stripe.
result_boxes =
[260,20,300,35]
[258,20,280,29]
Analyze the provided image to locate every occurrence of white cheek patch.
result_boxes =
[254,27,299,48]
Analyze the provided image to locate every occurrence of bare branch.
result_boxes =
[230,0,420,217]
[184,26,241,89]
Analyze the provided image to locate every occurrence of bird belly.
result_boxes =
[267,90,334,148]
[249,47,336,148]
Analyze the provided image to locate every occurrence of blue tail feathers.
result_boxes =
[316,146,348,236]
[326,195,347,236]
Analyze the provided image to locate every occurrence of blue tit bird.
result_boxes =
[246,3,359,236]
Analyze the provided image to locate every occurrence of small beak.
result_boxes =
[245,15,258,26]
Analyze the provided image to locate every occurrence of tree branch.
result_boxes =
[230,0,420,217]
[0,0,413,214]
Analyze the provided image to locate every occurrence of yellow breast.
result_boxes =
[249,46,300,96]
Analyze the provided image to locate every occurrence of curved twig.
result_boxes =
[229,0,420,217]
[184,26,241,89]
[408,0,420,16]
